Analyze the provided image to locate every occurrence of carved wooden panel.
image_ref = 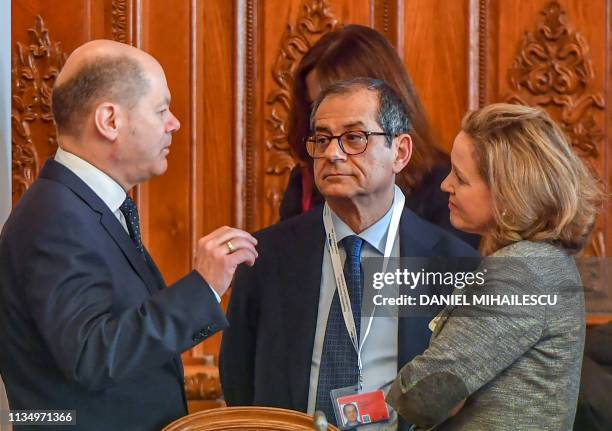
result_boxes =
[187,0,237,363]
[479,0,611,318]
[404,0,470,152]
[505,2,604,166]
[11,0,121,204]
[373,0,403,51]
[480,0,608,257]
[263,0,340,227]
[11,15,65,205]
[111,0,130,44]
[503,1,606,259]
[234,0,259,232]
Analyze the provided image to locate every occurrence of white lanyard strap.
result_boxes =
[322,185,405,381]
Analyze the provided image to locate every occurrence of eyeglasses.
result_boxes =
[304,130,392,158]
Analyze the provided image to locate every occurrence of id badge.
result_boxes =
[330,385,391,430]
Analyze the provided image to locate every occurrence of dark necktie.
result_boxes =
[315,235,364,425]
[119,196,145,256]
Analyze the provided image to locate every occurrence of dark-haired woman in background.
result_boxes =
[281,24,480,248]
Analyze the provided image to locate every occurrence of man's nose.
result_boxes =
[321,137,347,161]
[167,111,181,133]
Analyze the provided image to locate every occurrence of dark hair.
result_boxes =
[343,403,357,413]
[289,24,447,192]
[52,56,149,136]
[310,77,410,147]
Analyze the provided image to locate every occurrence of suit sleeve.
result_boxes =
[584,322,612,365]
[386,257,548,428]
[22,209,228,391]
[219,261,259,406]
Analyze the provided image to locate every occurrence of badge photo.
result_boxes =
[331,387,391,429]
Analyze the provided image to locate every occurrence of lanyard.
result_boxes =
[322,185,405,387]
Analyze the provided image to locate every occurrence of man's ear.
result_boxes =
[393,133,412,174]
[94,102,121,141]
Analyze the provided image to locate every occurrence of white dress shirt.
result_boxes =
[54,147,129,233]
[308,202,400,430]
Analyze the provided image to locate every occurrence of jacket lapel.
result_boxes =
[39,159,160,295]
[99,212,160,295]
[285,208,326,411]
[397,208,442,370]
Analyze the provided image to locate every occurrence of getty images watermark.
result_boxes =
[371,267,558,307]
[361,256,588,318]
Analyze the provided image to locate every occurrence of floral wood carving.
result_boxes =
[506,1,605,257]
[264,0,339,221]
[111,0,128,43]
[12,15,66,204]
[506,1,604,160]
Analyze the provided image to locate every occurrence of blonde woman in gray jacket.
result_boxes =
[386,103,602,430]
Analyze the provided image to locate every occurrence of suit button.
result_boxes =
[192,330,207,342]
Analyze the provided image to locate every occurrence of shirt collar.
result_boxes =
[330,200,394,254]
[54,147,127,213]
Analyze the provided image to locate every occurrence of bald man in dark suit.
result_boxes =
[0,40,257,431]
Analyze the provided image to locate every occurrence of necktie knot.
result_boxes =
[342,235,363,259]
[119,196,144,256]
[120,195,138,218]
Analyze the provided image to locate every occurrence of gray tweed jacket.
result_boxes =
[386,240,585,430]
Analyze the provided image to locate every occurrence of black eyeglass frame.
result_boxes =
[304,130,393,158]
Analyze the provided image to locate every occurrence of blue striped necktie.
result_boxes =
[315,235,364,425]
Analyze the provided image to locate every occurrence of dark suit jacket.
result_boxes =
[574,323,612,431]
[0,160,228,431]
[279,163,481,249]
[219,205,478,428]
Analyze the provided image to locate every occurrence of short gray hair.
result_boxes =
[52,56,150,137]
[309,77,411,146]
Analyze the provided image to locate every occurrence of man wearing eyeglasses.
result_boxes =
[220,77,477,430]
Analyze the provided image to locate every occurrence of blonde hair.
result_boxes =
[461,103,603,255]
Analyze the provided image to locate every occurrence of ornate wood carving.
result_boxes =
[505,1,605,257]
[373,0,402,52]
[234,0,259,231]
[263,0,339,224]
[375,0,391,36]
[245,0,257,231]
[111,0,128,43]
[478,0,488,107]
[184,370,222,400]
[11,15,66,204]
[506,1,604,159]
